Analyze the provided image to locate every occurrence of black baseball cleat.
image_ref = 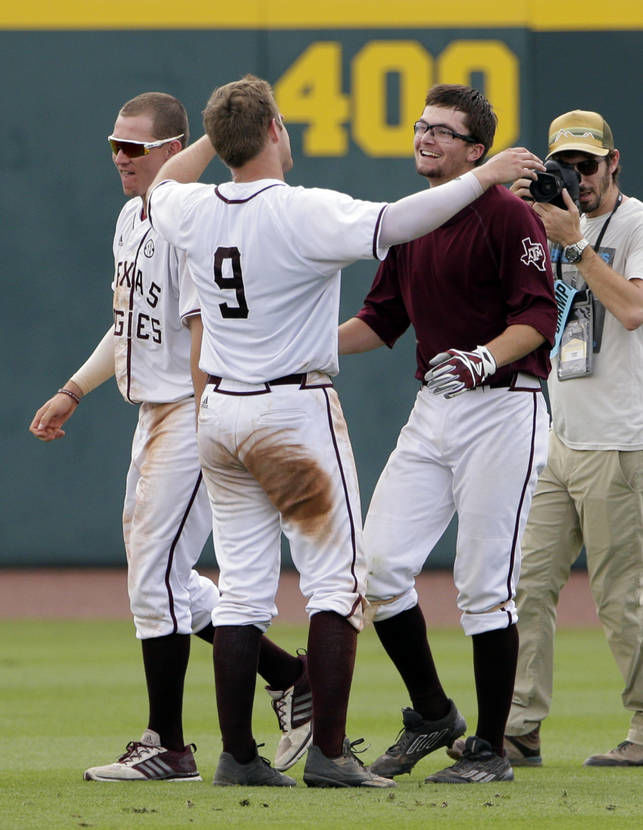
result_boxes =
[303,738,396,788]
[426,735,514,783]
[369,699,466,778]
[449,726,542,767]
[212,750,296,786]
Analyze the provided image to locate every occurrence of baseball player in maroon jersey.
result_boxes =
[29,92,312,782]
[143,74,544,787]
[339,84,557,783]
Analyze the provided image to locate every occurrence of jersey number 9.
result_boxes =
[214,247,249,319]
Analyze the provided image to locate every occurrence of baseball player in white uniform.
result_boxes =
[30,92,312,782]
[143,74,544,788]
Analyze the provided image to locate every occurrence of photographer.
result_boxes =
[506,110,643,766]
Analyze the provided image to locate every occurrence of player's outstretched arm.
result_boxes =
[472,147,543,191]
[381,148,544,248]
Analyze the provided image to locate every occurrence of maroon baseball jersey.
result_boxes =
[357,185,557,383]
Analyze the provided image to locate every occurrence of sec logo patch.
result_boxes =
[144,240,155,258]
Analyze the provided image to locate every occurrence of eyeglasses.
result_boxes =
[412,121,477,144]
[108,133,184,158]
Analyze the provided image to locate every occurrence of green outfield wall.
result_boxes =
[1,3,641,566]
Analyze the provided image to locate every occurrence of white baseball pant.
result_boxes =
[124,397,218,638]
[365,378,549,636]
[197,373,366,633]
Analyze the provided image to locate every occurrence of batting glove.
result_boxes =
[424,346,497,398]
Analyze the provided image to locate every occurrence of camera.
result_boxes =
[529,159,580,209]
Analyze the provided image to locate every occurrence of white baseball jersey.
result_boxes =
[112,198,199,403]
[110,197,217,639]
[149,179,388,382]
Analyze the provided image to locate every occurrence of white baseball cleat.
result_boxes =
[266,654,313,770]
[83,729,202,781]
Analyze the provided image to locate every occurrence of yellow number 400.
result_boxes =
[275,40,519,158]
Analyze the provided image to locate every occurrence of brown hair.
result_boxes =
[424,84,497,162]
[605,149,621,184]
[202,75,280,168]
[119,92,189,147]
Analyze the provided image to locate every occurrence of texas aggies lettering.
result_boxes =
[112,199,195,404]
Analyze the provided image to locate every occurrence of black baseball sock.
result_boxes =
[193,622,214,643]
[141,633,190,751]
[213,624,262,764]
[472,624,519,756]
[307,611,357,758]
[374,605,450,721]
[196,624,301,690]
[257,636,302,690]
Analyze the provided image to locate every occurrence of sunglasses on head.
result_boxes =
[108,133,184,158]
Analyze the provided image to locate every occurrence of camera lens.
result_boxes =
[530,172,561,202]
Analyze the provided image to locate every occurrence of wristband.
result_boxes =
[57,387,81,405]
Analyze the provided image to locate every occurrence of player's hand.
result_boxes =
[531,188,583,247]
[424,346,497,398]
[474,147,545,191]
[29,394,78,441]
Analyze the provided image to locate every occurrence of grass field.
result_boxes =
[0,620,640,829]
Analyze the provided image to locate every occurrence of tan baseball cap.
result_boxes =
[546,110,614,159]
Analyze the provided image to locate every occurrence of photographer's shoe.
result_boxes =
[584,740,643,766]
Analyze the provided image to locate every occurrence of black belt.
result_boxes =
[207,373,306,387]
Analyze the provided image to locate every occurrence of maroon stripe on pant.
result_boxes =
[164,471,204,633]
[505,393,539,608]
[321,388,358,594]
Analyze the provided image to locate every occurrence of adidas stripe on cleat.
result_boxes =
[426,735,514,783]
[83,729,201,782]
[369,700,466,778]
[267,653,313,770]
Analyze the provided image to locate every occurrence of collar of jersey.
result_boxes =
[215,179,286,204]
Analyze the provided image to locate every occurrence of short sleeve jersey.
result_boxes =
[149,179,388,383]
[112,199,198,404]
[548,196,643,450]
[356,185,557,383]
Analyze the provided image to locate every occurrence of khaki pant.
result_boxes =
[507,430,643,744]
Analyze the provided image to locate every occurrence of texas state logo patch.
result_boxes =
[520,237,547,271]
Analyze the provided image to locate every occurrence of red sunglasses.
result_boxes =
[108,133,184,158]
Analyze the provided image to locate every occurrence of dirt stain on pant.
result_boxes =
[240,429,333,539]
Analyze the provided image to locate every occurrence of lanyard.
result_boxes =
[556,191,623,279]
